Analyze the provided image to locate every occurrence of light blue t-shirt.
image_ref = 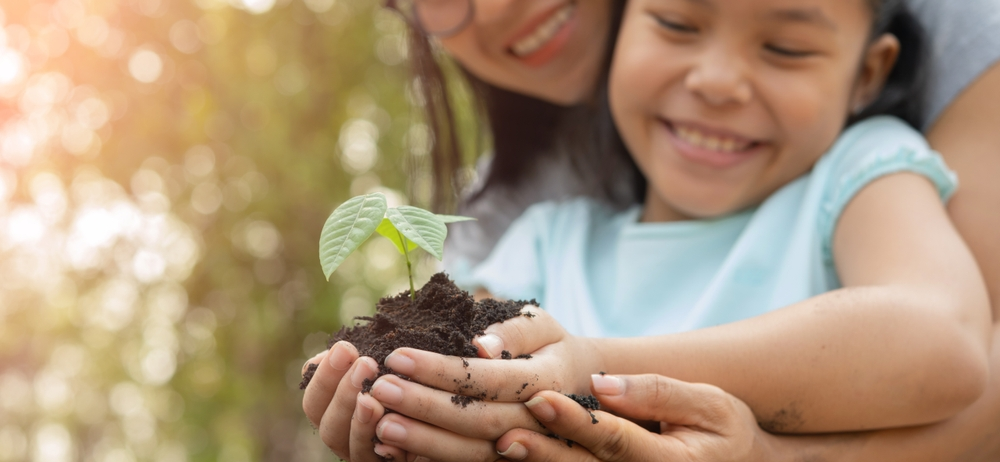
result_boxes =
[451,117,957,338]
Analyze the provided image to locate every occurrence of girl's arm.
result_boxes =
[596,170,991,432]
[381,171,990,435]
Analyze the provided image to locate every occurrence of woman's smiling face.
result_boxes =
[610,0,899,221]
[434,0,614,105]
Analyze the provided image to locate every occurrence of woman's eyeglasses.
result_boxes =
[385,0,475,38]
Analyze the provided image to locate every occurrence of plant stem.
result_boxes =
[398,230,415,301]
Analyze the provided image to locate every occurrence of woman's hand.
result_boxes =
[300,341,383,461]
[496,373,774,462]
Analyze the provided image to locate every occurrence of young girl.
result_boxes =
[358,0,991,455]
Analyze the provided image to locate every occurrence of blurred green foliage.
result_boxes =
[0,0,447,460]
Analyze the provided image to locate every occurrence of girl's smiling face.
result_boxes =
[435,0,614,105]
[610,0,900,221]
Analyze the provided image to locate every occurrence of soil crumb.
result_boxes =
[299,363,318,390]
[451,395,482,408]
[566,394,601,424]
[501,350,512,360]
[300,273,534,389]
[516,354,533,360]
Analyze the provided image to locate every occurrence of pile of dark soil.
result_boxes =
[300,272,534,391]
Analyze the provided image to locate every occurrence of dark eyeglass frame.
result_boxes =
[384,0,476,38]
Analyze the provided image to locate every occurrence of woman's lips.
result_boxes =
[661,120,764,169]
[507,3,577,68]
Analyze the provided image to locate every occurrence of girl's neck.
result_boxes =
[640,188,692,223]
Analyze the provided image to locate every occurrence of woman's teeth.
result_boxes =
[675,126,753,153]
[511,4,575,57]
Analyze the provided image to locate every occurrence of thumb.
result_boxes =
[592,373,746,433]
[519,390,663,462]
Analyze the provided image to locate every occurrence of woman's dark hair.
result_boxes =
[403,1,632,212]
[853,0,927,128]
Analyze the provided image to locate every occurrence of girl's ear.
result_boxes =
[850,34,901,114]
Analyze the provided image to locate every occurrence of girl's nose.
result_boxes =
[684,48,753,107]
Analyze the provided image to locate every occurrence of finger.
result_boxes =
[383,347,573,402]
[301,349,329,376]
[520,390,666,462]
[374,444,408,461]
[496,429,601,462]
[472,305,561,359]
[375,412,503,462]
[351,393,387,462]
[317,356,379,458]
[592,374,748,433]
[369,374,548,439]
[302,341,359,426]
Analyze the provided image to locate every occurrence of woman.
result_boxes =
[302,1,1000,460]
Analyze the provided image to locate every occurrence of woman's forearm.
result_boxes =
[595,285,988,433]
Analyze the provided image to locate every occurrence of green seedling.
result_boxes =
[318,192,473,300]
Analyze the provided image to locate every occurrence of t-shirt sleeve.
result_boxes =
[905,0,1000,129]
[817,116,958,262]
[447,202,558,302]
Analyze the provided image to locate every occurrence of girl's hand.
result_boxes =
[300,341,383,461]
[378,305,603,406]
[496,374,773,462]
[360,306,604,461]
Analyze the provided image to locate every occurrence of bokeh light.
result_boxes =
[0,0,439,460]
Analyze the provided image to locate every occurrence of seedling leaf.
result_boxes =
[387,206,447,260]
[436,215,477,224]
[376,218,418,255]
[319,193,387,280]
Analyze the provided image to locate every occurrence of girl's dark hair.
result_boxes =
[853,0,927,128]
[404,1,632,212]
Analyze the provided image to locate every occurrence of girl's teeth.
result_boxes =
[511,4,575,57]
[705,137,721,151]
[674,126,751,152]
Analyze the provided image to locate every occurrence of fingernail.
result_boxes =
[592,374,624,396]
[384,351,415,376]
[377,420,407,444]
[476,334,504,359]
[497,441,527,460]
[372,444,391,458]
[355,394,374,424]
[524,396,556,422]
[351,358,376,389]
[329,342,353,371]
[371,378,404,405]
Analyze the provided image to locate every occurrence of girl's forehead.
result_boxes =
[636,0,871,23]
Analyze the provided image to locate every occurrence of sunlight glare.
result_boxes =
[0,49,22,85]
[239,0,276,15]
[32,423,73,462]
[128,49,163,84]
[6,207,46,246]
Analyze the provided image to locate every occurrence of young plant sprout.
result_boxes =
[318,192,473,300]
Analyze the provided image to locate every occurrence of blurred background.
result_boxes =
[0,0,464,460]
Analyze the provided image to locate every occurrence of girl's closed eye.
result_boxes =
[651,14,699,34]
[764,43,817,58]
